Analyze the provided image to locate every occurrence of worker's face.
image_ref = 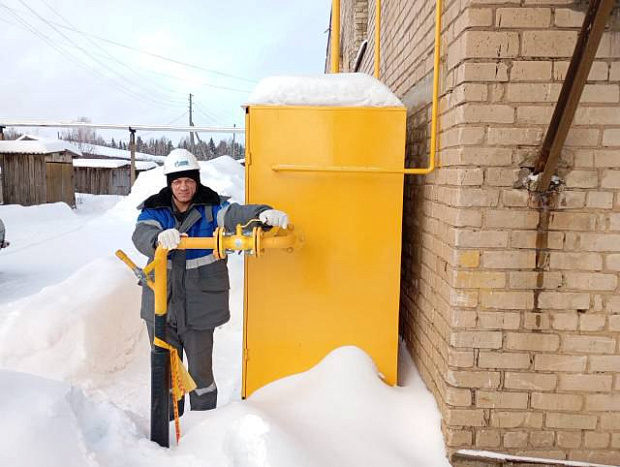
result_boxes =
[171,177,197,204]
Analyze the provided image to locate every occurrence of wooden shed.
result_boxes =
[73,159,157,195]
[0,140,81,206]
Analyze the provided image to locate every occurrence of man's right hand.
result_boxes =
[158,229,181,250]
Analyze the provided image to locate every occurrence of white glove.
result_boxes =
[259,209,289,229]
[158,228,181,249]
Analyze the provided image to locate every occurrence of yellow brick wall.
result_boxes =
[335,0,620,465]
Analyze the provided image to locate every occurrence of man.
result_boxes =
[132,148,287,413]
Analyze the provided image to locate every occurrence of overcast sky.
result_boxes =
[0,0,332,143]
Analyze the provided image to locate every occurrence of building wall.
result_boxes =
[74,166,131,196]
[336,1,620,465]
[0,153,47,205]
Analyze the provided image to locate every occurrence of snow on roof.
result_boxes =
[80,143,165,164]
[73,159,157,171]
[16,134,39,141]
[245,73,404,108]
[11,135,164,164]
[0,140,82,156]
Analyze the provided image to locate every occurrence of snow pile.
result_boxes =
[246,73,404,108]
[0,347,449,467]
[0,155,449,467]
[0,258,143,381]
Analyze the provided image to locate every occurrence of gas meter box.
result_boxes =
[243,75,406,397]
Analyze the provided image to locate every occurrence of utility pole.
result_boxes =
[129,128,136,186]
[232,124,236,158]
[189,93,195,154]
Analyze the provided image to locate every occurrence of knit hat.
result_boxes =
[166,169,200,187]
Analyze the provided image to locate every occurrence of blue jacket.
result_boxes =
[132,184,269,331]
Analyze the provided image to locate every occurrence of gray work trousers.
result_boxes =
[146,322,218,412]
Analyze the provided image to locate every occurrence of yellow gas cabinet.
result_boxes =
[243,79,406,397]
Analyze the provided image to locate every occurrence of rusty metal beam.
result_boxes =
[535,0,615,192]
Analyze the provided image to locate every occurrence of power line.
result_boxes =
[0,2,258,85]
[36,0,186,104]
[15,0,186,109]
[193,101,222,125]
[140,111,189,139]
[2,9,252,95]
[137,67,253,94]
[0,4,185,110]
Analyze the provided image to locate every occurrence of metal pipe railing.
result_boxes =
[277,0,443,176]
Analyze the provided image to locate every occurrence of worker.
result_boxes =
[132,148,288,414]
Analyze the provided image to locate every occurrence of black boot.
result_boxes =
[190,387,217,411]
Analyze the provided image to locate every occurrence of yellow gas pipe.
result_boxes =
[375,0,381,79]
[330,0,340,73]
[116,225,300,448]
[299,0,442,175]
[116,225,301,316]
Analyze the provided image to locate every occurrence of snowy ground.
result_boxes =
[0,156,449,467]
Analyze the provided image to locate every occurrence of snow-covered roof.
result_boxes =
[16,134,39,141]
[11,135,164,164]
[73,159,157,171]
[0,140,82,156]
[80,144,165,164]
[245,73,404,108]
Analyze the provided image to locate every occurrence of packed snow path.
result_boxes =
[0,157,449,467]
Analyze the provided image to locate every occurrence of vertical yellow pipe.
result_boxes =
[374,0,381,78]
[331,0,340,73]
[154,247,168,316]
[429,0,442,172]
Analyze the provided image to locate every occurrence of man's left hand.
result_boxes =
[259,209,289,229]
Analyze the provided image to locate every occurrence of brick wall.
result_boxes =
[336,0,620,465]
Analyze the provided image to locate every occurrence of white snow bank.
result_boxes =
[0,258,143,382]
[0,198,134,305]
[245,73,404,108]
[0,347,449,467]
[0,370,148,467]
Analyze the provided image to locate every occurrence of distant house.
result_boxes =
[76,142,166,165]
[15,136,162,197]
[73,159,157,196]
[0,140,81,206]
[17,135,166,165]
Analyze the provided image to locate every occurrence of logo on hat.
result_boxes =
[174,160,190,168]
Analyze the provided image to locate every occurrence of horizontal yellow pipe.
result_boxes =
[272,164,434,175]
[178,237,216,250]
[150,229,298,316]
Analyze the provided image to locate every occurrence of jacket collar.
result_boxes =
[139,184,220,210]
